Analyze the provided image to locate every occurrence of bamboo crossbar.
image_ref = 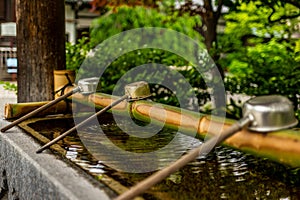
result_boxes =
[67,86,300,168]
[4,101,71,119]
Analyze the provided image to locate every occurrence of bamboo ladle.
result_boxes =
[36,81,151,153]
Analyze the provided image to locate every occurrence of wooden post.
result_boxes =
[16,0,66,102]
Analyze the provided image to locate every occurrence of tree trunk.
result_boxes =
[200,0,224,81]
[203,17,218,52]
[16,0,66,102]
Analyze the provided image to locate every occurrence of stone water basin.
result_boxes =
[19,113,300,200]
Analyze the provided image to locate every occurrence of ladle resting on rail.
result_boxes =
[36,81,151,153]
[1,77,99,133]
[115,95,298,200]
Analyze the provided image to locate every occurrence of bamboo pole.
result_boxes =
[131,101,300,167]
[4,101,72,119]
[62,86,300,167]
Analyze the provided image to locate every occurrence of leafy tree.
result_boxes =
[66,36,92,73]
[245,0,300,21]
[89,0,232,53]
[218,1,300,119]
[77,6,211,109]
[89,6,202,45]
[76,0,300,117]
[89,0,299,58]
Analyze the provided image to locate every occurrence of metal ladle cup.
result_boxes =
[36,81,151,153]
[125,81,151,101]
[243,95,298,132]
[116,95,298,200]
[77,77,99,95]
[1,77,99,133]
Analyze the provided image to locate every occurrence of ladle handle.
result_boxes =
[115,116,252,200]
[36,95,128,153]
[1,87,81,133]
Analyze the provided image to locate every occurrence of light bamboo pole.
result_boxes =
[4,101,71,119]
[5,86,300,167]
[67,86,300,168]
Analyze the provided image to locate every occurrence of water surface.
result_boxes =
[32,114,300,199]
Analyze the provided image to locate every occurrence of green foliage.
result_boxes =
[0,81,17,93]
[295,39,300,62]
[218,1,300,121]
[224,1,299,40]
[90,6,202,45]
[81,6,209,108]
[65,36,92,72]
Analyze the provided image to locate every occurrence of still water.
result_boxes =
[32,114,300,200]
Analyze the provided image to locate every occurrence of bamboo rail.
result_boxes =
[68,86,300,168]
[5,86,300,168]
[4,101,72,119]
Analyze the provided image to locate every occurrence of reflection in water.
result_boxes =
[36,116,300,200]
[77,119,201,172]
